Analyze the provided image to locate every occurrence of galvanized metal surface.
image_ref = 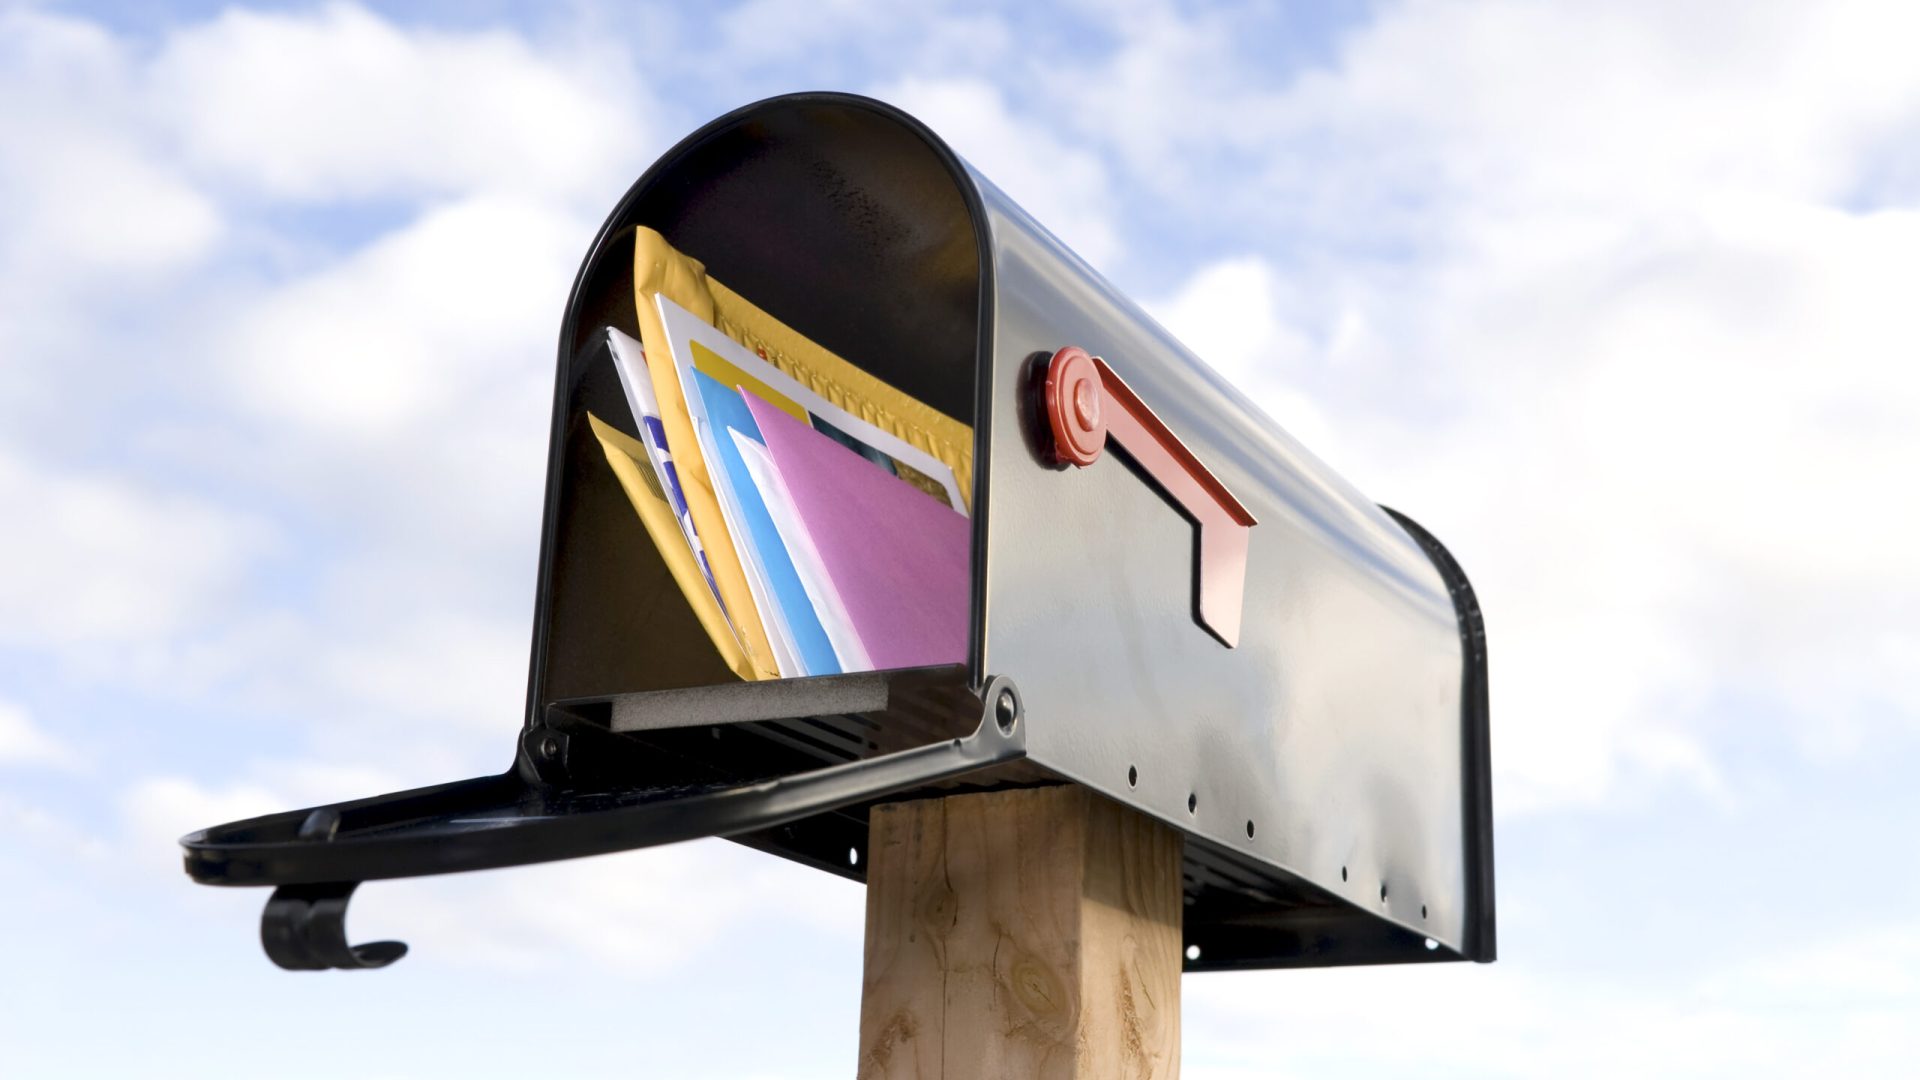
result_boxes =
[978,169,1479,964]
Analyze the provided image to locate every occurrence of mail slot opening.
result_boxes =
[532,97,988,736]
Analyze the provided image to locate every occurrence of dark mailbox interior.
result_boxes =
[521,99,1018,887]
[535,99,988,710]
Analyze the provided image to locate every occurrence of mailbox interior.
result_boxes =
[536,97,988,705]
[523,97,1022,881]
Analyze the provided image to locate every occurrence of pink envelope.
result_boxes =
[743,391,970,672]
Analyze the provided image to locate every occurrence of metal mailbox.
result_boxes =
[182,92,1494,973]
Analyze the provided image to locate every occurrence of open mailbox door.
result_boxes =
[182,92,1494,974]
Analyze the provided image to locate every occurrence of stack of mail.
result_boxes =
[586,229,973,682]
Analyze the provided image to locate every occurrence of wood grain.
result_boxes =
[857,786,1183,1079]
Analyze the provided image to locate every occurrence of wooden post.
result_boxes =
[856,786,1184,1079]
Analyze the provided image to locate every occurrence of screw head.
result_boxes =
[539,735,562,760]
[994,688,1018,733]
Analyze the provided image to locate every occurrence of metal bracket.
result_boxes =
[518,723,573,785]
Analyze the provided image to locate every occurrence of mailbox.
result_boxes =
[182,92,1494,973]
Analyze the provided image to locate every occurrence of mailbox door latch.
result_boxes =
[1038,345,1257,648]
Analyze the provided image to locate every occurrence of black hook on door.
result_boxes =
[259,880,408,971]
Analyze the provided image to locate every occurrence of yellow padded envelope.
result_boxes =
[593,226,975,681]
[586,413,753,681]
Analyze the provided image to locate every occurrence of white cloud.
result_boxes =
[4,4,1919,1075]
[1040,0,1268,200]
[1185,920,1920,1078]
[1374,199,1920,812]
[877,76,1124,268]
[0,699,73,768]
[124,774,285,850]
[0,451,273,647]
[0,4,602,755]
[4,2,868,1070]
[1274,0,1920,214]
[179,191,582,744]
[0,9,223,277]
[220,192,584,436]
[1148,256,1344,462]
[356,838,863,976]
[149,2,648,204]
[308,606,533,735]
[1046,0,1920,239]
[711,0,1013,74]
[1119,0,1920,812]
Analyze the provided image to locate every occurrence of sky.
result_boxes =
[1,0,1917,1075]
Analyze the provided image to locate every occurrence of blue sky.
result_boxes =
[2,0,1918,1076]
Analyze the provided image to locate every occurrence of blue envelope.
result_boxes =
[690,369,841,677]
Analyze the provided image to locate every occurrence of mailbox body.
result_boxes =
[184,92,1494,972]
[983,196,1491,968]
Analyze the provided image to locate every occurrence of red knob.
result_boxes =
[1044,346,1107,467]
